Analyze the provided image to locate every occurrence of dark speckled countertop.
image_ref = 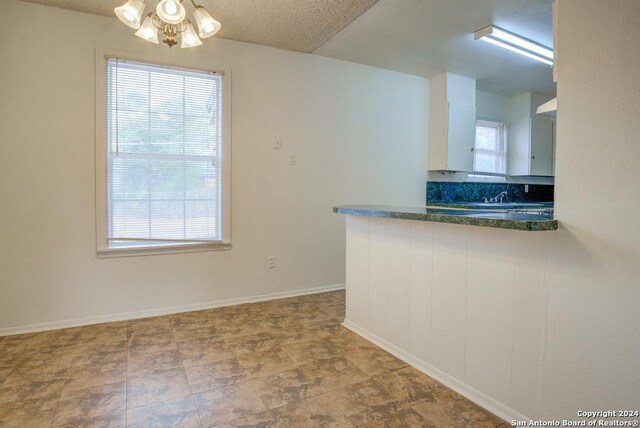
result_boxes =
[333,205,558,231]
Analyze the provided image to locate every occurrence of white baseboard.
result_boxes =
[0,283,345,337]
[342,319,528,424]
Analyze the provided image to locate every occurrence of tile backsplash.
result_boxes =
[426,181,554,205]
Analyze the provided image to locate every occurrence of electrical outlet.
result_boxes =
[273,136,282,149]
[267,256,276,269]
[525,184,529,193]
[288,152,296,166]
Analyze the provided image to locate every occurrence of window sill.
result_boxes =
[96,241,232,258]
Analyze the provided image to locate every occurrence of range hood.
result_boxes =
[536,97,557,116]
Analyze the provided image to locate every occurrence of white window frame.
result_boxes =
[470,119,508,181]
[94,50,232,257]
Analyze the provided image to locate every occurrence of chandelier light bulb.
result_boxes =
[193,6,221,38]
[114,0,146,29]
[180,22,203,48]
[135,14,159,44]
[156,0,186,24]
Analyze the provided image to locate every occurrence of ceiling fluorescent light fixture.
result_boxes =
[474,25,553,66]
[114,0,221,48]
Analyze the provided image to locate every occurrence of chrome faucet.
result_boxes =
[484,191,508,203]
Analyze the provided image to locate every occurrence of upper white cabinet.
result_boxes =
[530,115,555,175]
[509,93,555,176]
[428,73,477,172]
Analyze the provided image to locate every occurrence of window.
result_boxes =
[473,120,508,174]
[96,56,230,256]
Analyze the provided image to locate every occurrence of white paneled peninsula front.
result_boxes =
[337,209,554,422]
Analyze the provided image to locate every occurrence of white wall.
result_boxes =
[546,0,640,418]
[0,0,428,332]
[476,90,510,122]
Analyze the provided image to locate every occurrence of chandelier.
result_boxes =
[114,0,221,48]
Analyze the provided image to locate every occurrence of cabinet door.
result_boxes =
[447,103,476,171]
[530,116,554,176]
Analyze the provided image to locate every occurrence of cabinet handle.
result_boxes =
[471,148,474,152]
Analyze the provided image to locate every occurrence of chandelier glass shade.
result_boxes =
[114,0,221,48]
[156,0,186,24]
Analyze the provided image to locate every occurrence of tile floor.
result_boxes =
[0,291,507,427]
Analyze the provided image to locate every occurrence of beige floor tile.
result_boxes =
[374,366,446,405]
[64,360,126,392]
[171,314,215,331]
[127,333,177,355]
[0,366,14,385]
[251,367,324,409]
[193,382,267,427]
[127,348,182,375]
[1,358,70,387]
[269,326,319,346]
[269,393,349,427]
[321,331,376,354]
[345,347,409,376]
[0,354,21,369]
[309,324,348,340]
[235,347,296,378]
[126,395,201,428]
[208,311,255,326]
[16,343,80,372]
[53,412,126,427]
[27,327,83,348]
[126,367,191,409]
[0,378,67,405]
[411,390,504,427]
[177,337,234,367]
[173,325,221,341]
[71,345,127,367]
[329,378,406,426]
[317,304,346,318]
[0,333,34,349]
[299,356,368,392]
[214,322,268,340]
[213,410,275,427]
[0,335,33,365]
[78,333,128,349]
[289,310,336,326]
[254,315,299,330]
[80,322,128,344]
[224,333,279,357]
[128,317,173,337]
[184,358,247,393]
[52,381,126,426]
[283,339,344,365]
[0,395,58,427]
[360,408,429,428]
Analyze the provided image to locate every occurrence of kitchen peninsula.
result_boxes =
[334,204,556,421]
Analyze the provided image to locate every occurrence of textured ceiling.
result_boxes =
[17,0,379,53]
[315,0,556,97]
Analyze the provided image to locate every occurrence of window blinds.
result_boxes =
[474,121,507,174]
[106,58,223,244]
